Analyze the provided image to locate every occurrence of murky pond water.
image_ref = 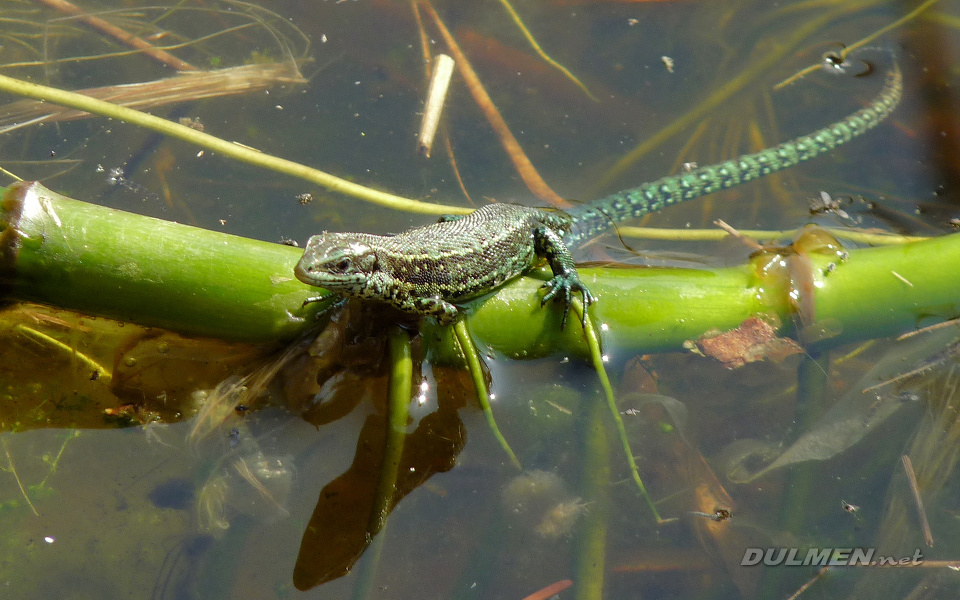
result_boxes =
[1,1,959,599]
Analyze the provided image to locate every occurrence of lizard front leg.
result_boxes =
[405,295,460,325]
[533,225,595,329]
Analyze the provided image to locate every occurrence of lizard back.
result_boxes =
[369,203,557,301]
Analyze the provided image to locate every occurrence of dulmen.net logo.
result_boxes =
[741,548,924,567]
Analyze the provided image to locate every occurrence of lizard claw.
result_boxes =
[541,273,596,330]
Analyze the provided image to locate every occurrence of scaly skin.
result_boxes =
[295,66,902,326]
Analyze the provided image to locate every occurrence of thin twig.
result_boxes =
[784,566,829,600]
[0,70,466,215]
[453,320,521,470]
[442,130,474,205]
[31,0,197,71]
[494,0,597,101]
[15,324,112,384]
[775,0,941,89]
[419,0,569,208]
[898,318,959,341]
[2,440,39,517]
[575,299,670,524]
[520,579,573,600]
[713,219,763,250]
[902,455,934,547]
[862,341,960,393]
[410,0,432,74]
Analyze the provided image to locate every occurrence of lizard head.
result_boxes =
[294,233,380,292]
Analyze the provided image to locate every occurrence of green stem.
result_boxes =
[576,301,662,523]
[0,181,329,341]
[758,350,830,598]
[3,182,959,353]
[0,73,464,216]
[574,388,610,600]
[453,319,521,470]
[779,350,831,532]
[462,234,960,358]
[354,327,412,600]
[369,327,413,533]
[494,0,598,101]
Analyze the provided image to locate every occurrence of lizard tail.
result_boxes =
[564,64,903,248]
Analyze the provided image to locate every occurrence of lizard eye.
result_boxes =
[336,258,352,272]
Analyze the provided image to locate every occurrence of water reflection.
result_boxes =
[293,406,465,589]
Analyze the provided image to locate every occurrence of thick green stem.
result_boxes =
[0,181,330,341]
[2,182,959,353]
[463,236,960,358]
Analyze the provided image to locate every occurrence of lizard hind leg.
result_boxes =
[533,225,596,330]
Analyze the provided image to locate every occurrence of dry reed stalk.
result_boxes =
[0,62,305,134]
[417,54,455,157]
[32,0,198,71]
[419,0,569,208]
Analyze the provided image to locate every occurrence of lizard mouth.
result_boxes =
[292,260,315,285]
[294,259,364,289]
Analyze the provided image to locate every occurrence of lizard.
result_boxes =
[294,66,902,328]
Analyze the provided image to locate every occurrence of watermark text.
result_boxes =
[740,548,923,567]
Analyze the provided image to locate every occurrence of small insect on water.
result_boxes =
[841,500,860,515]
[689,508,732,522]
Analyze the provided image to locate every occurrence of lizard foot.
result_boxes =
[410,296,460,326]
[540,273,596,330]
[301,295,347,320]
